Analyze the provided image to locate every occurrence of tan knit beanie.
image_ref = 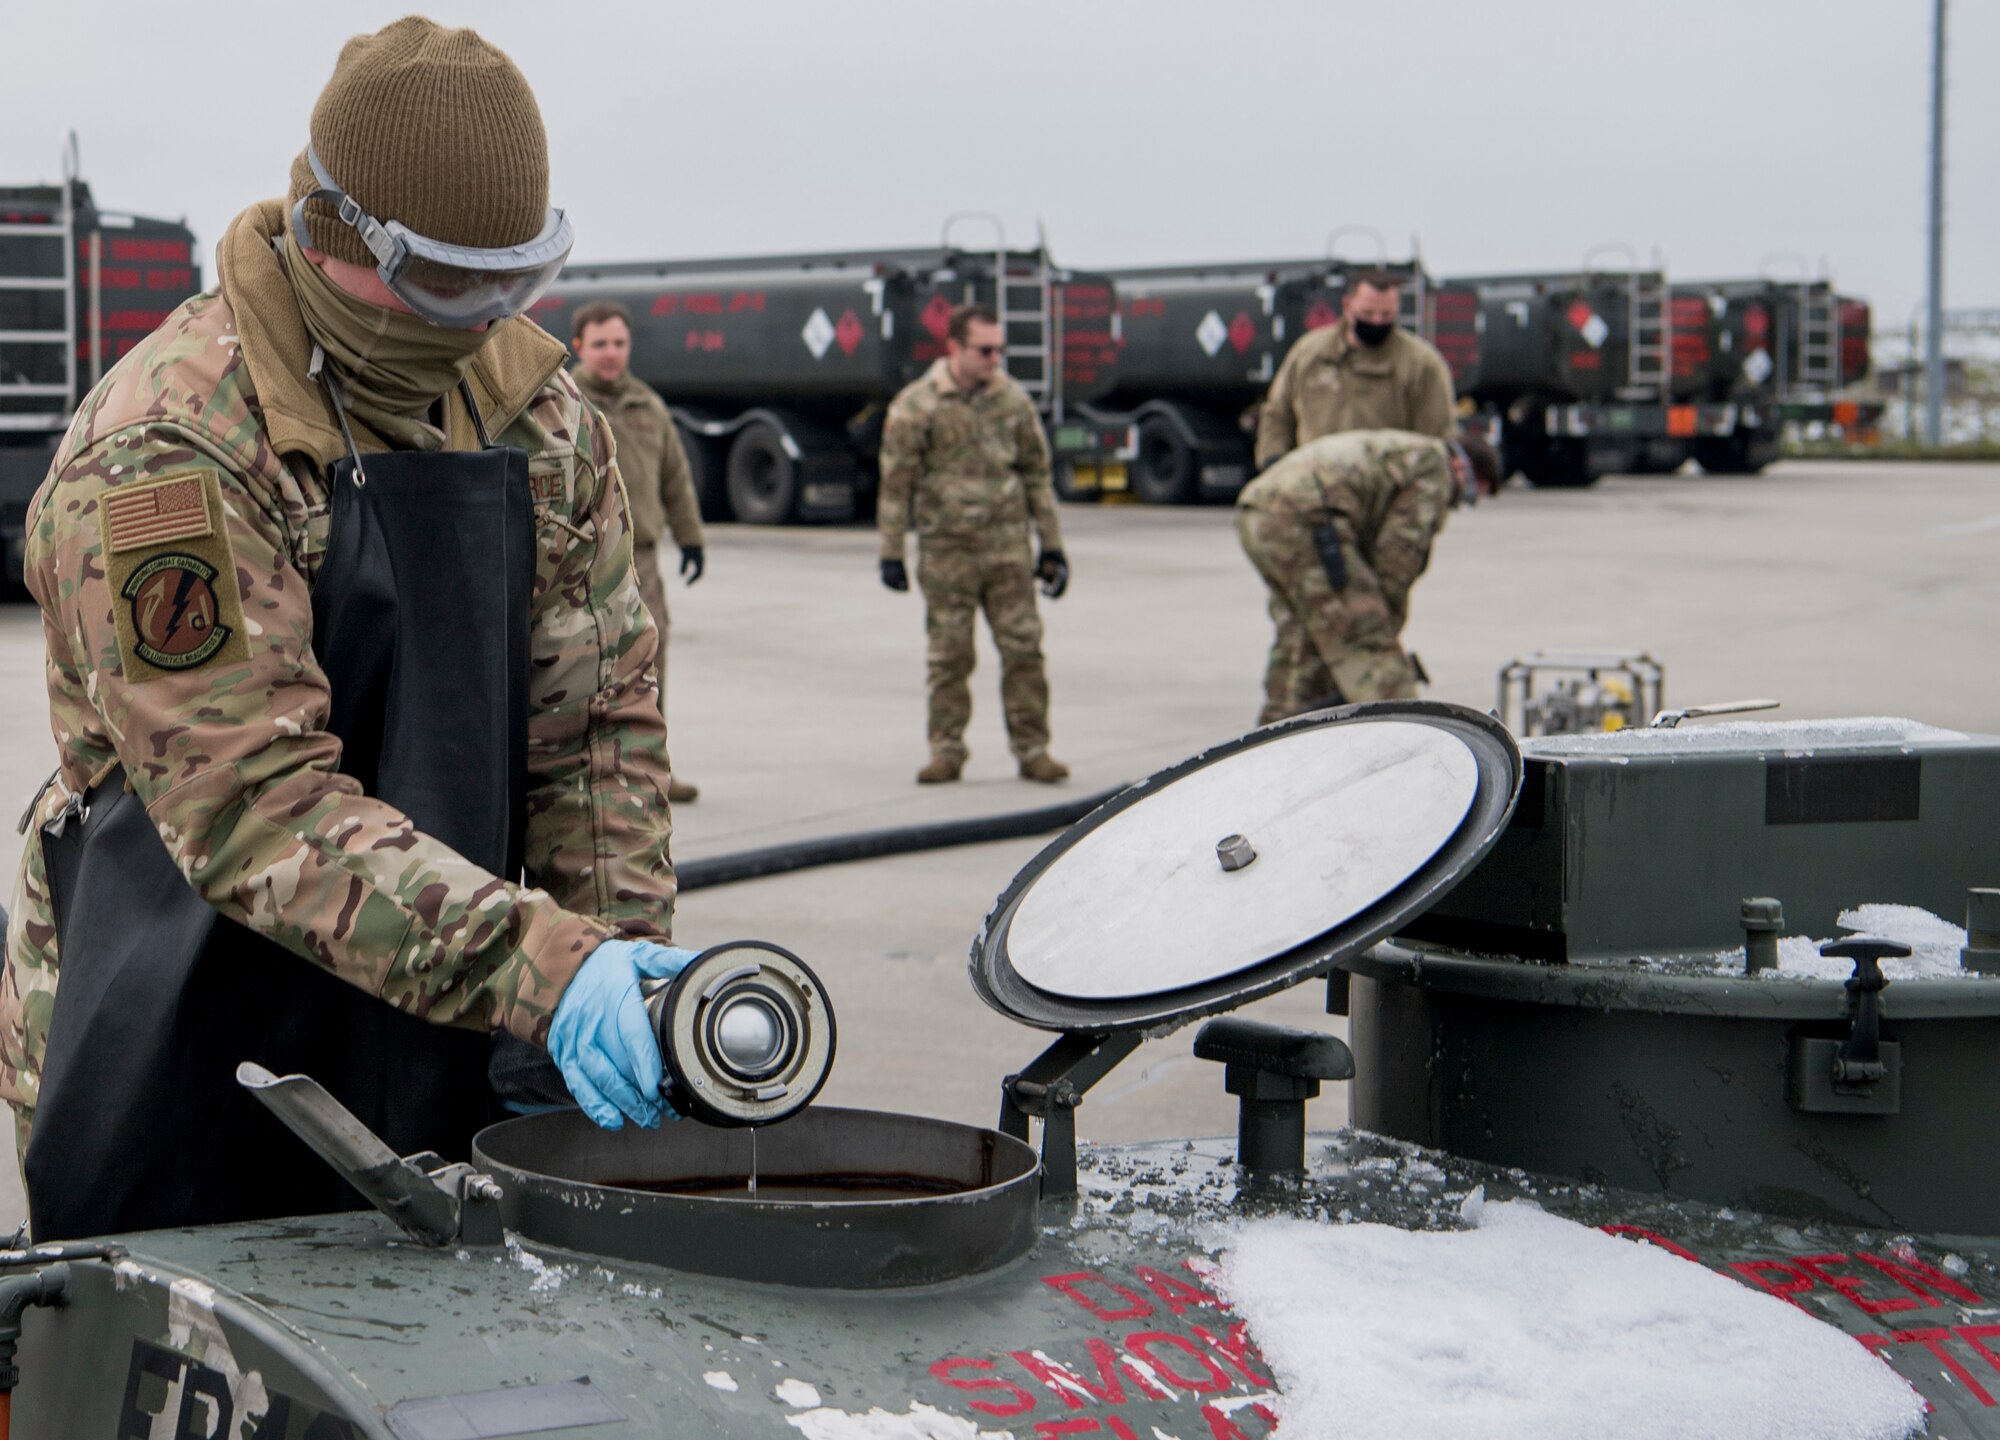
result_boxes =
[288,16,549,269]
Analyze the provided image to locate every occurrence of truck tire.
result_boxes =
[1691,436,1766,476]
[1131,417,1196,505]
[1521,444,1601,489]
[726,424,797,525]
[1052,462,1099,504]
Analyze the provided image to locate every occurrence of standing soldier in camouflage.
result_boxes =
[1254,269,1457,468]
[878,304,1070,785]
[1237,429,1500,724]
[572,300,705,804]
[0,18,701,1240]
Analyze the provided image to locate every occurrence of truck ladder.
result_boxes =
[1796,282,1840,392]
[1627,268,1669,395]
[0,144,78,433]
[942,212,1056,416]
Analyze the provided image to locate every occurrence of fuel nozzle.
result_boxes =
[643,941,836,1128]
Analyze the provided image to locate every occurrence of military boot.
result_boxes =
[1018,754,1070,784]
[669,776,699,804]
[917,756,963,785]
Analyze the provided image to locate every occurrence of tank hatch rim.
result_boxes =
[971,700,1523,1034]
[472,1105,1041,1291]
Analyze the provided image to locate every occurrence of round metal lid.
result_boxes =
[971,701,1523,1033]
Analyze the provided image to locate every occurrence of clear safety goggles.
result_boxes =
[291,144,573,329]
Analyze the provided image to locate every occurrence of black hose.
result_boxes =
[677,785,1126,892]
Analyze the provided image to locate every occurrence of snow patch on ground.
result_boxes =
[785,1400,1010,1438]
[1215,1198,1926,1440]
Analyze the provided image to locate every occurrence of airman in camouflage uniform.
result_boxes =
[572,300,706,803]
[0,28,675,1148]
[1254,270,1456,469]
[1237,429,1483,724]
[878,305,1069,784]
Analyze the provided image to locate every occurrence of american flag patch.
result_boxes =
[102,475,212,553]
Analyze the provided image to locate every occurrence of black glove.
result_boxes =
[880,557,909,592]
[1036,548,1069,599]
[679,545,705,585]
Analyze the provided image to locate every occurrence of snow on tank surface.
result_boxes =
[1524,716,1968,758]
[1598,904,1991,982]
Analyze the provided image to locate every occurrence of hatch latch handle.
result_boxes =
[236,1063,506,1247]
[1194,1017,1354,1177]
[1819,937,1909,1088]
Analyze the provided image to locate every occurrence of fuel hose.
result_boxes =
[676,785,1126,893]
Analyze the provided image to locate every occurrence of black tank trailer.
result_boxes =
[0,140,203,584]
[532,216,1129,525]
[1082,239,1483,505]
[5,703,1999,1435]
[1452,248,1767,486]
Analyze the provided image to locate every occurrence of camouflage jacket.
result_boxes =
[573,369,704,552]
[877,361,1060,559]
[1238,429,1455,621]
[1254,324,1455,468]
[0,208,676,1112]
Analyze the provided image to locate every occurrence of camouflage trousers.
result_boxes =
[1235,507,1417,726]
[632,543,670,711]
[917,539,1050,764]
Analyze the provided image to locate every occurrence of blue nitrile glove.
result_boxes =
[548,939,698,1129]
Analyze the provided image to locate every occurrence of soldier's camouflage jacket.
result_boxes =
[877,361,1062,560]
[1254,323,1456,468]
[0,201,676,1113]
[573,369,703,552]
[1237,429,1456,624]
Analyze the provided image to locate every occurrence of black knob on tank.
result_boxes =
[642,941,837,1128]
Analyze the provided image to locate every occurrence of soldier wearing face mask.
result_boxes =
[1254,268,1456,469]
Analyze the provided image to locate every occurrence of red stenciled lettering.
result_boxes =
[1959,1325,2000,1379]
[1860,1252,1986,1307]
[686,292,724,316]
[1600,1225,1703,1263]
[1858,1332,1892,1353]
[1200,1399,1281,1439]
[91,267,142,290]
[1795,1254,1921,1317]
[146,267,193,290]
[1890,1328,1997,1407]
[1728,1260,1817,1308]
[108,238,189,263]
[929,1358,1036,1418]
[650,295,679,317]
[1011,1338,1161,1409]
[1040,1273,1153,1322]
[1135,1266,1224,1315]
[1568,351,1602,371]
[727,291,766,313]
[1123,1332,1231,1394]
[1191,1322,1274,1387]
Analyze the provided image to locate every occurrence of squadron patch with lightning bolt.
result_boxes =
[101,470,249,683]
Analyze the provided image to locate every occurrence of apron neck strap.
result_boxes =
[457,378,494,450]
[307,344,368,486]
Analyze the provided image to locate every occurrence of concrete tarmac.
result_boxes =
[0,458,1994,1234]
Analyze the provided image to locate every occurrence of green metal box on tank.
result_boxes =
[2,705,1998,1436]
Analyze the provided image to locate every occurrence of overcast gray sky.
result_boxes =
[4,1,1990,345]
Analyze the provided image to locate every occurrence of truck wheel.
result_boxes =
[1052,462,1099,503]
[1521,446,1600,488]
[678,424,728,522]
[1132,417,1195,505]
[726,424,797,524]
[1691,437,1765,476]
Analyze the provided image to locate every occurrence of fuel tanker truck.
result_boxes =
[0,139,203,583]
[1446,246,1761,486]
[2,701,1996,1435]
[1087,234,1482,505]
[531,215,1129,525]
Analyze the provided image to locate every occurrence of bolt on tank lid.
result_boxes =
[971,701,1523,1034]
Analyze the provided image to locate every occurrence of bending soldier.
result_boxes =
[1254,268,1456,469]
[1,19,697,1240]
[878,304,1070,785]
[572,299,706,804]
[1237,430,1500,724]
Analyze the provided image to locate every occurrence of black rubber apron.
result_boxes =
[26,378,536,1239]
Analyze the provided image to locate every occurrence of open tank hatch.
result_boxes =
[472,1106,1040,1289]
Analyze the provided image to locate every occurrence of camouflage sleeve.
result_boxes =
[656,405,705,550]
[1254,348,1301,469]
[1411,347,1457,441]
[877,391,923,561]
[1370,450,1453,624]
[35,438,618,1049]
[522,394,678,946]
[1015,393,1062,552]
